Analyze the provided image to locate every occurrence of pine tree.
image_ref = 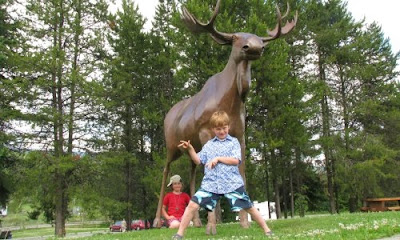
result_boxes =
[338,21,400,210]
[98,0,155,227]
[0,0,22,207]
[11,0,109,236]
[147,0,179,154]
[301,0,360,214]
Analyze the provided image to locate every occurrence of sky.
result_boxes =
[133,0,400,54]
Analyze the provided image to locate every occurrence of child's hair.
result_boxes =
[209,111,230,127]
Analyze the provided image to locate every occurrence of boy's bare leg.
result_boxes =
[245,207,272,234]
[176,201,200,236]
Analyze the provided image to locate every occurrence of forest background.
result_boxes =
[1,0,399,237]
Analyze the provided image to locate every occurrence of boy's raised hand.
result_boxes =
[178,140,192,150]
[178,140,201,165]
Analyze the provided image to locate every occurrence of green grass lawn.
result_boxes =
[9,211,400,240]
[12,226,107,238]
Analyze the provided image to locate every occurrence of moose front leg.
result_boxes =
[238,135,250,228]
[153,161,171,228]
[190,161,202,227]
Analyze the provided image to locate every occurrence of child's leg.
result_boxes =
[245,207,272,234]
[168,219,181,229]
[176,200,200,236]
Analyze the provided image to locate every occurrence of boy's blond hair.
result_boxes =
[209,111,230,127]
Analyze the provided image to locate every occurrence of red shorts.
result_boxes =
[167,217,182,226]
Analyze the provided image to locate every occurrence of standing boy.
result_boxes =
[173,111,273,239]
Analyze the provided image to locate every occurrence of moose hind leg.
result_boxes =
[205,211,217,235]
[153,159,172,228]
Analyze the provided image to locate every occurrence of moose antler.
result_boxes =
[181,0,233,45]
[262,3,298,42]
[181,0,297,44]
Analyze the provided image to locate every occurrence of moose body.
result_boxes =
[165,54,252,158]
[153,0,297,230]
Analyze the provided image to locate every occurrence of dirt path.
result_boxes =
[377,234,400,240]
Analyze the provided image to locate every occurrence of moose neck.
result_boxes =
[222,57,252,100]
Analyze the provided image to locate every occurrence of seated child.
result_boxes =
[162,175,191,229]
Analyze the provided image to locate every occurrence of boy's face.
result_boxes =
[212,125,230,140]
[172,182,182,192]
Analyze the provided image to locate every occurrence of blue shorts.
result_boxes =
[191,186,253,212]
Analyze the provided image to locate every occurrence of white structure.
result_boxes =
[249,201,276,221]
[0,206,7,216]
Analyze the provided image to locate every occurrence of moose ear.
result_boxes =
[210,33,232,45]
[232,35,239,42]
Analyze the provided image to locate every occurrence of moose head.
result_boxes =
[182,0,298,59]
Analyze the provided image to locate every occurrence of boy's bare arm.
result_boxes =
[207,157,239,169]
[178,140,201,165]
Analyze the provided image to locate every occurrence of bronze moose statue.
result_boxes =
[153,0,297,231]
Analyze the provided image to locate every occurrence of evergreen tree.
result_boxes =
[147,0,178,153]
[10,0,109,236]
[337,21,400,210]
[243,0,311,219]
[301,0,399,213]
[146,0,189,221]
[302,0,359,213]
[98,0,156,226]
[0,0,22,208]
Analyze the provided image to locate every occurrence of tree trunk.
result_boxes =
[326,156,336,214]
[318,49,336,214]
[126,158,133,230]
[273,177,281,219]
[263,146,272,219]
[55,171,66,237]
[348,196,358,213]
[271,150,281,219]
[339,68,350,214]
[332,152,339,213]
[289,168,294,218]
[282,178,288,219]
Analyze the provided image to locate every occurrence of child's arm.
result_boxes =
[178,140,201,165]
[162,205,174,220]
[207,157,239,169]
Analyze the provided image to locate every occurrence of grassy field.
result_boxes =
[7,211,400,240]
[10,224,108,238]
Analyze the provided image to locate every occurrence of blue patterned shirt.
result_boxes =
[198,135,244,194]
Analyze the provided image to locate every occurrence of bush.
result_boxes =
[27,210,41,220]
